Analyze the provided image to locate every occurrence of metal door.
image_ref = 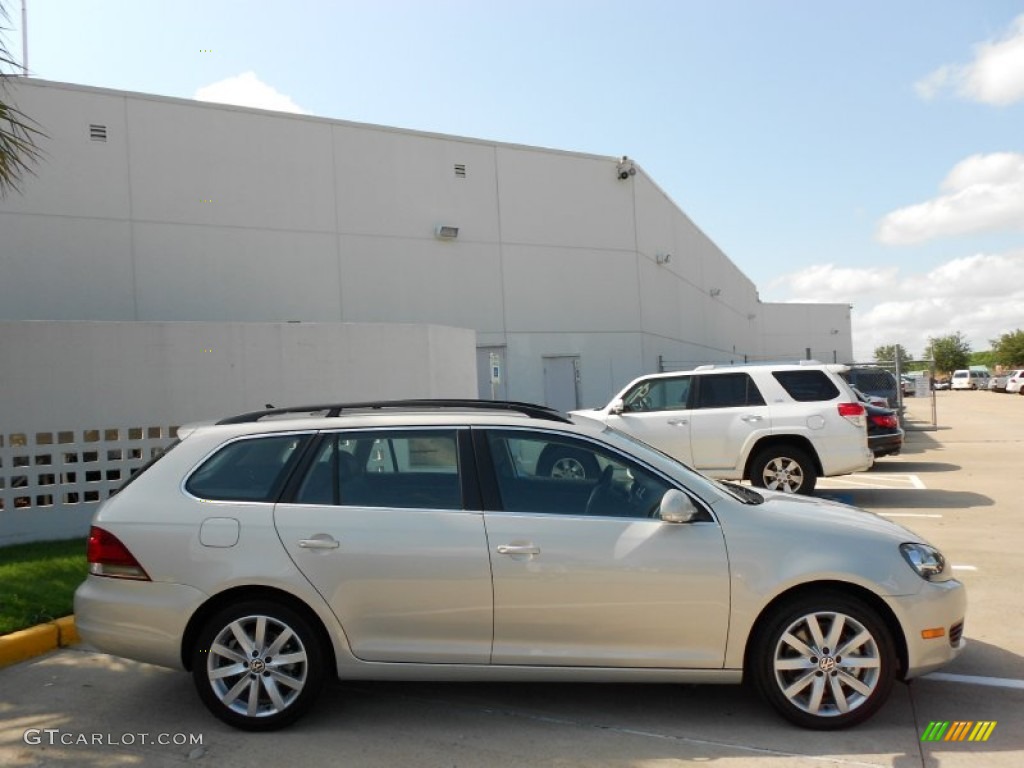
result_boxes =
[543,355,580,412]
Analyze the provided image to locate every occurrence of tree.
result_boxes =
[1,2,43,196]
[874,344,913,365]
[990,329,1024,367]
[928,332,971,375]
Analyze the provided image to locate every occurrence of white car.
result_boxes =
[950,370,988,390]
[1005,370,1024,394]
[74,400,965,732]
[571,363,872,495]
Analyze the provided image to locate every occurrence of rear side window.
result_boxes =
[186,434,309,501]
[773,370,841,402]
[694,373,765,408]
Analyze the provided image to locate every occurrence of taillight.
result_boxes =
[837,402,866,427]
[86,526,151,581]
[870,413,898,429]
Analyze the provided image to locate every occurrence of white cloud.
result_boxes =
[916,14,1024,105]
[194,72,308,114]
[770,250,1024,360]
[876,152,1024,245]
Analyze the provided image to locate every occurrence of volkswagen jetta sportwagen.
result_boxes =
[75,400,965,731]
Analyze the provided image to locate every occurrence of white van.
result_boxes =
[951,369,988,390]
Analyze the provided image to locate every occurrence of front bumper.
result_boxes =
[74,576,208,671]
[885,577,967,679]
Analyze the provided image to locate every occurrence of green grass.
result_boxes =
[0,537,87,635]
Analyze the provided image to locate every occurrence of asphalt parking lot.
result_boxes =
[1,391,1021,767]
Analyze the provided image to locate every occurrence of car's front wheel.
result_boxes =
[536,446,600,480]
[192,600,325,731]
[749,447,817,494]
[751,593,896,729]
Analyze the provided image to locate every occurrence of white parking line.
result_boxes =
[951,565,978,571]
[878,513,943,518]
[817,473,926,490]
[925,672,1024,691]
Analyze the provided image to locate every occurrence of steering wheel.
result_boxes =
[584,464,616,516]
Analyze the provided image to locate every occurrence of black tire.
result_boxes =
[749,446,817,495]
[192,600,325,731]
[750,592,896,729]
[536,446,600,480]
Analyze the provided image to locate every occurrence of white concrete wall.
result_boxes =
[0,78,852,413]
[0,321,476,545]
[759,302,853,364]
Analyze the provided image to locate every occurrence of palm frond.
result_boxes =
[0,2,44,196]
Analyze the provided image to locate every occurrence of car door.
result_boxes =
[478,428,730,668]
[606,375,696,464]
[274,428,493,664]
[687,372,770,470]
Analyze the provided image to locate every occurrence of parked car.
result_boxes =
[933,377,951,391]
[901,376,917,396]
[866,404,903,457]
[74,399,965,732]
[572,362,873,494]
[951,370,989,390]
[1004,370,1024,394]
[850,385,888,408]
[988,373,1008,392]
[851,389,904,457]
[841,367,899,407]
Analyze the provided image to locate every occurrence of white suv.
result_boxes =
[572,363,872,494]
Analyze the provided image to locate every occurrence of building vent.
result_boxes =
[454,164,466,178]
[89,124,108,142]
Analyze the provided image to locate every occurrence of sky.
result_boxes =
[4,0,1024,361]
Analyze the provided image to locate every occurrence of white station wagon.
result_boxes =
[75,400,965,731]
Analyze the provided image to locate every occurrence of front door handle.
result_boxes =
[741,415,764,423]
[496,544,541,556]
[298,537,340,550]
[667,419,688,426]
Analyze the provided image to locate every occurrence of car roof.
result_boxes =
[177,401,602,441]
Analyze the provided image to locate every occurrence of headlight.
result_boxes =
[900,542,946,580]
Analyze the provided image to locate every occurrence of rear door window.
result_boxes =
[772,370,840,402]
[693,373,765,408]
[294,430,462,510]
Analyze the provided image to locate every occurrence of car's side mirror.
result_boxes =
[659,489,698,523]
[609,398,625,415]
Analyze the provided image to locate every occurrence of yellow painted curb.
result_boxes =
[0,616,78,669]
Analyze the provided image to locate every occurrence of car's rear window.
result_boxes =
[772,370,840,402]
[186,434,310,502]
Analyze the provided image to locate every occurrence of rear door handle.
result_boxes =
[496,544,540,556]
[667,419,688,426]
[298,537,340,550]
[741,415,764,423]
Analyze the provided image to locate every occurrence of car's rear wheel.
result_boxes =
[192,601,325,731]
[749,447,817,494]
[751,593,896,729]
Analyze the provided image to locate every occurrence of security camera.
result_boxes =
[616,156,636,180]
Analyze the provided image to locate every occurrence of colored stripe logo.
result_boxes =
[921,721,997,742]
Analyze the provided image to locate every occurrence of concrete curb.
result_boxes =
[0,616,79,669]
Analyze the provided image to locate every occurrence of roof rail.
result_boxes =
[216,399,573,425]
[693,359,824,371]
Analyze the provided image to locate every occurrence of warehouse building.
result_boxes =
[0,78,852,542]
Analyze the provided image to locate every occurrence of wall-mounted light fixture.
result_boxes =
[434,225,459,240]
[747,313,756,321]
[655,252,672,265]
[709,288,722,297]
[830,328,840,335]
